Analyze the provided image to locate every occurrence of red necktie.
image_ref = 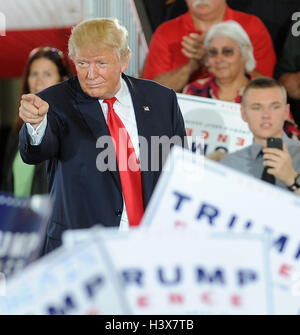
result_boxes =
[104,97,144,227]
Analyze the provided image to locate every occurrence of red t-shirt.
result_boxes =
[142,6,276,80]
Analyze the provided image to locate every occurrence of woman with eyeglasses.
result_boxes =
[1,47,73,197]
[184,20,255,103]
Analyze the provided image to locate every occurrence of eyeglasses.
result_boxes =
[207,47,238,58]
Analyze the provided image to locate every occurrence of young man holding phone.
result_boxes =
[221,77,300,195]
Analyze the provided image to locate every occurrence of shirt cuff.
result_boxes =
[26,116,47,146]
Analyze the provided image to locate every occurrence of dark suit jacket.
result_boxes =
[19,74,186,253]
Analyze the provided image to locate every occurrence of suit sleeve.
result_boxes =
[19,110,62,165]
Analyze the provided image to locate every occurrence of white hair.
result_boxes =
[204,20,256,73]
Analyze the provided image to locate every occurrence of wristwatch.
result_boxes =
[287,174,300,192]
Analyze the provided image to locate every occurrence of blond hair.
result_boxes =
[68,17,131,61]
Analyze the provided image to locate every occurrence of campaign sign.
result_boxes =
[0,193,51,278]
[177,93,252,155]
[142,147,300,314]
[64,228,272,315]
[0,241,129,315]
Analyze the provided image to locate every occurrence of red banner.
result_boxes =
[0,27,74,78]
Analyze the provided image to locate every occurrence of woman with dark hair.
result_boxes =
[1,46,73,197]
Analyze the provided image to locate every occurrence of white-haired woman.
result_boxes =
[184,20,256,103]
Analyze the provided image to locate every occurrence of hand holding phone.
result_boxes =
[261,137,283,184]
[262,137,298,187]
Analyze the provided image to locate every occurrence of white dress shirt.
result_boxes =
[26,78,140,231]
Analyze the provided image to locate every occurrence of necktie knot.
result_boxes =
[103,97,117,111]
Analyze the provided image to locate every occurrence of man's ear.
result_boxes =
[241,105,247,122]
[284,103,291,121]
[121,55,130,73]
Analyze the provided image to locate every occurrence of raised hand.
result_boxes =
[263,143,298,186]
[181,32,206,62]
[19,94,49,129]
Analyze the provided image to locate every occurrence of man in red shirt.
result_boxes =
[142,0,276,92]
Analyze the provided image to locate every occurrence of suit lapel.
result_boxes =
[78,99,107,139]
[74,78,122,193]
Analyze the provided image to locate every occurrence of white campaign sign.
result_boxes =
[142,147,300,315]
[0,241,129,315]
[64,228,272,315]
[177,93,252,154]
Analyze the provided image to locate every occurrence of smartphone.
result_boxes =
[267,137,283,150]
[262,137,282,184]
